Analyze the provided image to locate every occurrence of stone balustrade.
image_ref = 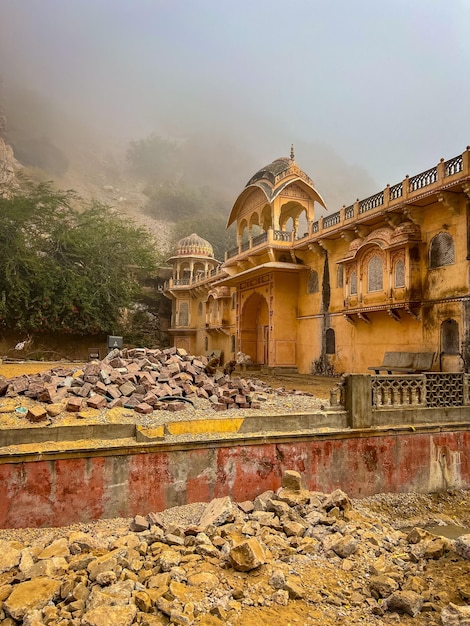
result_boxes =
[225,147,470,261]
[343,372,470,429]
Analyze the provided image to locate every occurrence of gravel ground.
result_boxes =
[0,381,330,432]
[2,490,470,550]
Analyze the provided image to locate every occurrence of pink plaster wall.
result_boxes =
[1,430,469,528]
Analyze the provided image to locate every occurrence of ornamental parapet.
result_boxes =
[224,147,470,263]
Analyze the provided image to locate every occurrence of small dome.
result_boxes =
[175,233,214,258]
[245,157,292,187]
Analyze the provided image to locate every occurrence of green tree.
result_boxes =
[171,212,237,262]
[0,180,159,335]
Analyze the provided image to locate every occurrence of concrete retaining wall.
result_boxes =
[1,424,470,528]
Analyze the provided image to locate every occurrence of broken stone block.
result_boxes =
[282,469,303,491]
[119,381,136,396]
[0,377,8,396]
[76,382,93,397]
[27,405,48,423]
[385,590,423,617]
[23,382,46,399]
[107,397,124,409]
[199,496,234,528]
[93,381,107,395]
[4,578,61,621]
[165,401,186,411]
[284,575,305,599]
[211,402,227,411]
[87,395,107,409]
[130,515,149,532]
[229,538,265,571]
[134,402,153,414]
[323,488,351,512]
[332,534,358,558]
[369,575,399,599]
[441,603,470,625]
[455,534,470,560]
[66,397,83,412]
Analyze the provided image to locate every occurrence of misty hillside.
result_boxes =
[0,82,379,259]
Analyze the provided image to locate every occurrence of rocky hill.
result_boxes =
[0,115,20,197]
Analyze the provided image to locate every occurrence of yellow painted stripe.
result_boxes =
[136,425,165,439]
[167,418,244,436]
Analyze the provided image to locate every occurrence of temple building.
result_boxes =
[164,147,470,374]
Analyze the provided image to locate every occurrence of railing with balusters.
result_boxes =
[372,373,470,408]
[222,148,469,260]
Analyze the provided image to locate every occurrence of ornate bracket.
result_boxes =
[405,306,420,320]
[388,309,401,322]
[357,312,371,324]
[437,191,461,215]
[355,225,370,238]
[402,206,423,225]
[384,212,403,227]
[340,230,356,242]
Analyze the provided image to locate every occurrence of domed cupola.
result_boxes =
[227,147,327,243]
[174,233,214,258]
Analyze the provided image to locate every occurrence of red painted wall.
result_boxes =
[1,430,469,528]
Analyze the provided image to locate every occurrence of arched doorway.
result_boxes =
[240,292,269,365]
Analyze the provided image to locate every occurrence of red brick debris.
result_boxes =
[0,347,312,414]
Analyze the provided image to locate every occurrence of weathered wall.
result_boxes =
[1,427,470,528]
[0,332,107,361]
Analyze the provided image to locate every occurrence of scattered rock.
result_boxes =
[4,577,61,620]
[229,538,266,571]
[199,495,235,528]
[441,602,470,625]
[0,471,468,625]
[385,590,424,617]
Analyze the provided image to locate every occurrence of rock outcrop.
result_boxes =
[0,114,20,197]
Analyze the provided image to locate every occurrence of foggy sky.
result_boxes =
[1,0,469,208]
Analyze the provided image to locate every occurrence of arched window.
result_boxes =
[231,334,236,352]
[349,270,357,295]
[337,265,344,288]
[325,328,335,354]
[198,302,203,316]
[441,319,459,354]
[368,256,383,292]
[430,232,455,268]
[178,302,189,326]
[307,270,319,294]
[231,292,236,309]
[394,259,405,288]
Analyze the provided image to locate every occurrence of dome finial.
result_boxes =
[290,144,295,161]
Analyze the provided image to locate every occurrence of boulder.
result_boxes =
[4,577,61,620]
[229,538,265,571]
[441,602,470,625]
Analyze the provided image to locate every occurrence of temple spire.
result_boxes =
[290,144,295,161]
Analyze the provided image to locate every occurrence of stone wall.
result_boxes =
[1,425,470,528]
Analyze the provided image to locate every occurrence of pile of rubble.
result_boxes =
[1,470,470,625]
[0,348,310,422]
